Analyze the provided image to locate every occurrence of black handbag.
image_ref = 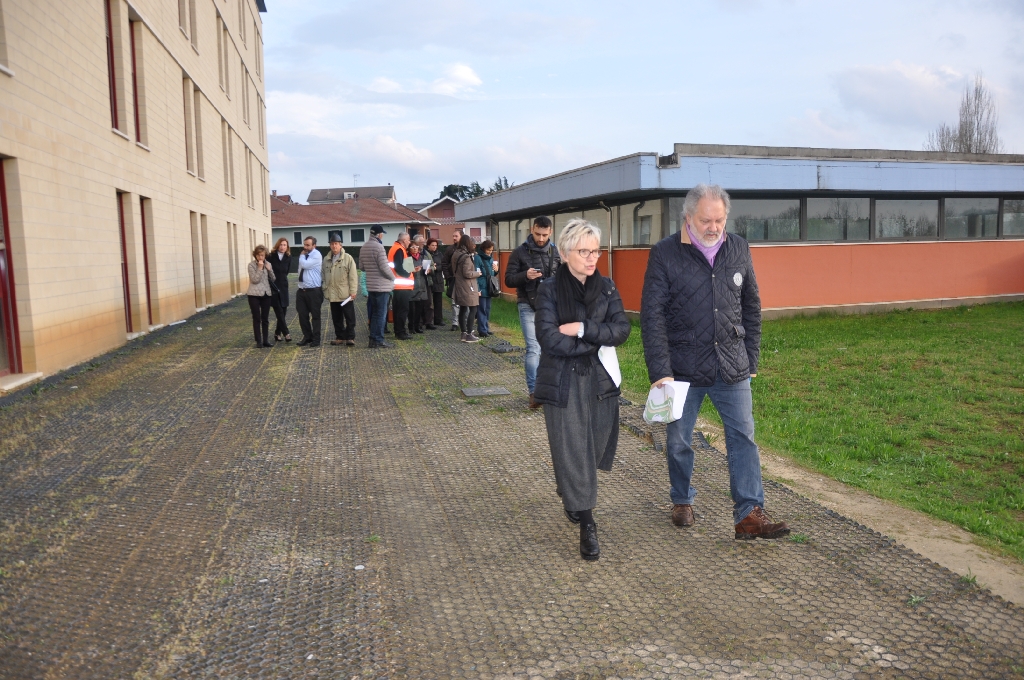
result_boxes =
[488,274,500,297]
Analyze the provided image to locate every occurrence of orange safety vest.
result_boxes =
[387,241,415,289]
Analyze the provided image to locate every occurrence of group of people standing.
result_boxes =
[246,183,789,563]
[356,226,499,347]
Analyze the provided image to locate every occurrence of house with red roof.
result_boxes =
[407,196,490,244]
[270,194,436,253]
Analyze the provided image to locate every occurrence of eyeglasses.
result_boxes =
[573,249,602,260]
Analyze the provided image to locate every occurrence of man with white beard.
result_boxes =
[640,183,790,541]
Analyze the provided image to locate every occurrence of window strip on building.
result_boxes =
[182,77,195,173]
[139,197,154,325]
[105,0,119,130]
[0,163,19,375]
[129,21,142,142]
[117,193,133,333]
[193,88,204,178]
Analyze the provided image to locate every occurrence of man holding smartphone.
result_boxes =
[503,216,560,408]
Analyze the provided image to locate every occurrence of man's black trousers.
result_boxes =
[330,300,356,341]
[392,289,412,338]
[295,287,324,345]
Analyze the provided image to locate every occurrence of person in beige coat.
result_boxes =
[247,244,277,348]
[322,233,359,346]
[451,237,481,342]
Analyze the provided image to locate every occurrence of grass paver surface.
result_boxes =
[494,298,1024,562]
[0,295,1021,678]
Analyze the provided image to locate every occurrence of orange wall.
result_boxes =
[749,241,1024,309]
[501,241,1024,312]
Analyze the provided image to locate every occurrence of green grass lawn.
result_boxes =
[488,297,1024,561]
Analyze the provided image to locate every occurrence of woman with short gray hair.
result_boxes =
[533,219,631,560]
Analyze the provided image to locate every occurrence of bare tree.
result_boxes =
[925,73,1003,154]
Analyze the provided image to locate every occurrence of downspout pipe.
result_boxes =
[598,201,613,279]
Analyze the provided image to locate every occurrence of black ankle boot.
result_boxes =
[580,523,599,561]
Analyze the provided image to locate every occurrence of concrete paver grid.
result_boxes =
[0,297,1019,679]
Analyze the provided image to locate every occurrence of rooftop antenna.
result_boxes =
[353,174,360,187]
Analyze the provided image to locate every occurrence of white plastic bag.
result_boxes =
[597,345,621,387]
[643,381,690,424]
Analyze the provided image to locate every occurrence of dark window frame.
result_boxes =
[105,0,119,130]
[129,20,141,142]
[0,163,20,375]
[117,193,133,333]
[293,231,302,245]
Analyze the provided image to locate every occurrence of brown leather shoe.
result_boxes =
[671,504,694,527]
[330,339,345,345]
[528,393,542,409]
[734,507,790,540]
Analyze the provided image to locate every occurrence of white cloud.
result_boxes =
[834,61,963,127]
[353,135,439,174]
[429,64,483,96]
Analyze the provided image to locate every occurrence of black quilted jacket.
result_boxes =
[533,275,631,407]
[640,232,761,387]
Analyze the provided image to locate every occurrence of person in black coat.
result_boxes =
[424,237,446,328]
[640,183,789,541]
[269,238,292,341]
[534,219,630,561]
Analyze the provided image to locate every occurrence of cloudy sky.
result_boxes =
[264,0,1024,205]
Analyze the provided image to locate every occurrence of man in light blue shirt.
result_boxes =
[295,236,324,347]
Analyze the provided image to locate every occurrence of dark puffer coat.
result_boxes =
[640,231,761,387]
[503,235,561,308]
[533,274,631,407]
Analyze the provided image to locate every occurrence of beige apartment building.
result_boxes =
[0,0,271,389]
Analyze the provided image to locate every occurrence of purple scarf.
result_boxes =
[687,223,726,268]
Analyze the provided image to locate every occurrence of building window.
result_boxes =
[0,0,10,72]
[178,0,188,35]
[807,198,869,241]
[193,88,204,178]
[242,63,250,125]
[634,215,652,245]
[726,199,800,242]
[293,231,302,246]
[238,0,247,44]
[1004,200,1024,237]
[222,24,231,98]
[876,199,937,239]
[216,16,225,90]
[0,163,18,375]
[117,193,133,333]
[945,198,998,239]
[255,27,262,76]
[228,128,235,195]
[129,20,146,144]
[182,77,195,173]
[105,0,119,130]
[221,119,229,193]
[350,228,365,243]
[189,0,198,49]
[140,197,155,325]
[328,230,343,243]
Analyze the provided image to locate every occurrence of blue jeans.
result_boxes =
[665,372,765,524]
[518,302,540,394]
[367,291,391,344]
[477,296,492,335]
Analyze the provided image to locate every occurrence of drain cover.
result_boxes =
[461,387,512,397]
